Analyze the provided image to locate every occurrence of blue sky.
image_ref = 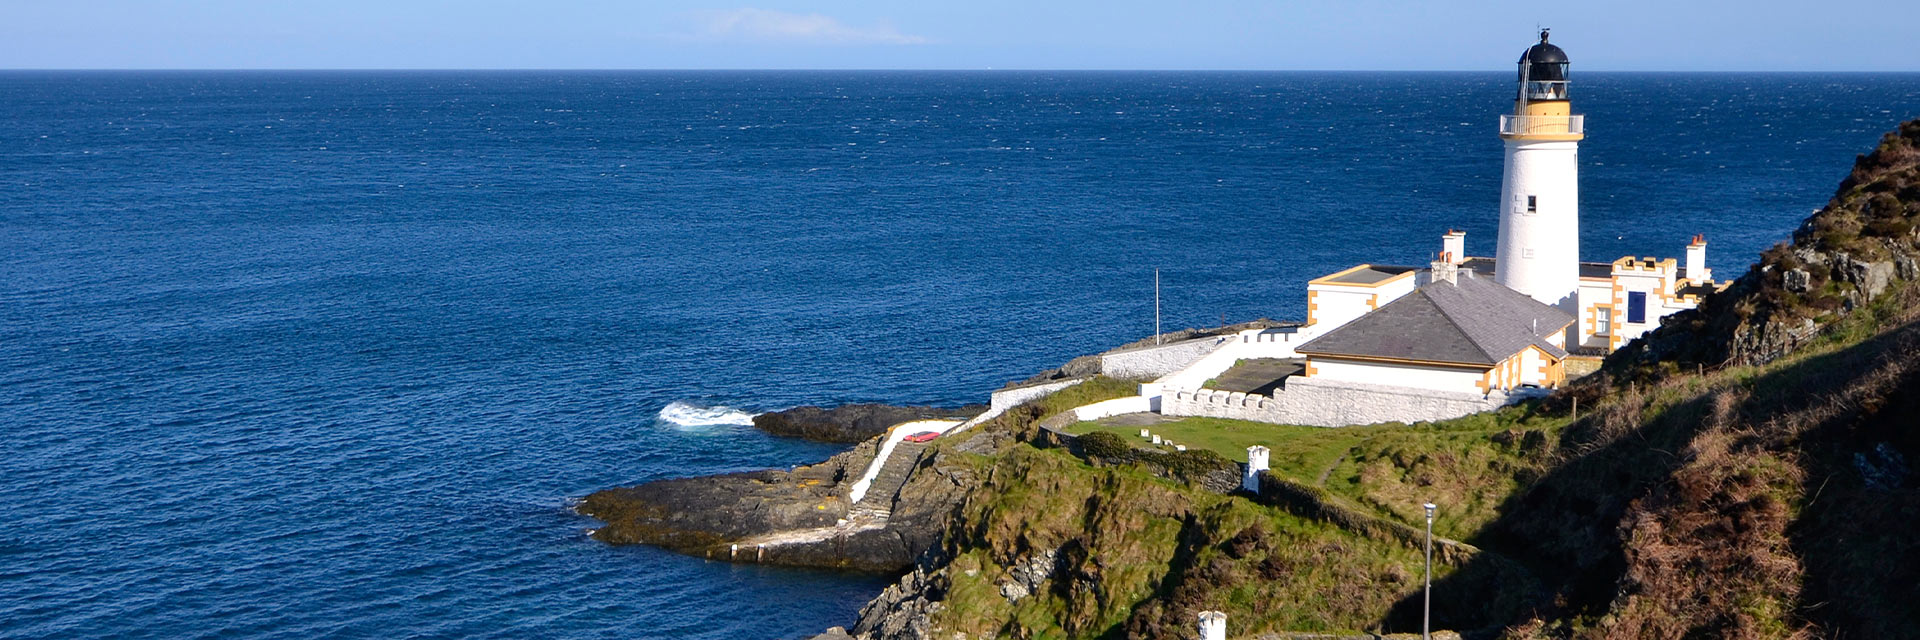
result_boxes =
[3,1,1915,71]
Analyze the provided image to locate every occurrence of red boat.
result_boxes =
[902,431,940,443]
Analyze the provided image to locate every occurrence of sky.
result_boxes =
[3,0,1916,71]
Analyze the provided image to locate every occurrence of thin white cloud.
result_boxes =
[687,8,929,45]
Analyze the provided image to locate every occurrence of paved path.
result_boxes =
[1210,357,1303,395]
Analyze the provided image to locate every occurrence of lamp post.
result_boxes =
[1423,501,1436,640]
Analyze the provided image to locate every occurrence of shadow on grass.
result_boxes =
[1377,316,1920,635]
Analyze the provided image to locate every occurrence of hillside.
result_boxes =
[818,120,1920,639]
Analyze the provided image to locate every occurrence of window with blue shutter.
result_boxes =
[1627,291,1647,324]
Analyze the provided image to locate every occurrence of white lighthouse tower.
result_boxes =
[1494,29,1584,316]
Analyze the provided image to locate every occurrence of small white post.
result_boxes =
[1175,445,1186,451]
[1423,502,1437,640]
[1244,446,1270,494]
[1140,428,1151,439]
[1151,435,1162,445]
[1197,610,1226,640]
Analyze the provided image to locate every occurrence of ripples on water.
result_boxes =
[0,71,1915,638]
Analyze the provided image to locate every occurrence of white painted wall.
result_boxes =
[1145,328,1315,397]
[1068,396,1153,422]
[1577,279,1613,349]
[1496,138,1582,313]
[1310,287,1377,330]
[1160,377,1515,428]
[1309,275,1416,331]
[1518,348,1549,387]
[1609,266,1699,348]
[990,378,1085,413]
[1308,357,1485,395]
[951,377,1089,434]
[1099,337,1223,379]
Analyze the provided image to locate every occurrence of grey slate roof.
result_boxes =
[1297,271,1575,366]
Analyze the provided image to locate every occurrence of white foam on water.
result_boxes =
[656,401,758,428]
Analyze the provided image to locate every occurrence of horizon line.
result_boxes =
[4,67,1917,74]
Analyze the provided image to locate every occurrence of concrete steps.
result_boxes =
[852,440,927,514]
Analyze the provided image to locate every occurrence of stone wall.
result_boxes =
[1162,377,1520,428]
[950,377,1091,433]
[989,377,1086,413]
[1099,337,1225,379]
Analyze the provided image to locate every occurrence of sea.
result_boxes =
[2,71,1916,639]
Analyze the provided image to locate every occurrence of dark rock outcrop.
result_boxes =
[579,442,876,551]
[579,426,1000,572]
[1613,119,1920,372]
[753,403,984,443]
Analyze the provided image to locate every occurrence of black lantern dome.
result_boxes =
[1517,29,1570,101]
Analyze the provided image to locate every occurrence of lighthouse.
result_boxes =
[1494,29,1583,315]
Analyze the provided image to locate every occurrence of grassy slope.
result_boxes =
[1064,409,1570,541]
[926,446,1454,638]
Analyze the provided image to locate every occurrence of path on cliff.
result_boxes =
[738,437,937,549]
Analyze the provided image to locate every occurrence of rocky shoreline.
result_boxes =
[751,403,986,443]
[579,416,1002,572]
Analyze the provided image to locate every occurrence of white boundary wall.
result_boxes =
[950,377,1089,433]
[1162,377,1521,428]
[1143,327,1319,398]
[1065,396,1153,422]
[1099,337,1224,379]
[990,378,1085,413]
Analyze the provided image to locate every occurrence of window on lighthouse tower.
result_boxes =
[1526,195,1538,213]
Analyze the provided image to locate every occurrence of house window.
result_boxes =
[1627,291,1647,324]
[1526,195,1538,213]
[1595,307,1612,335]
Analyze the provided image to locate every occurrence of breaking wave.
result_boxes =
[656,401,758,428]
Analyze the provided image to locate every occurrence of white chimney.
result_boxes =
[1442,230,1466,265]
[1197,611,1227,640]
[1686,235,1710,283]
[1243,446,1270,493]
[1431,253,1458,285]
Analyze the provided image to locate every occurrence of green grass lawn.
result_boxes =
[1065,416,1369,476]
[1063,407,1574,539]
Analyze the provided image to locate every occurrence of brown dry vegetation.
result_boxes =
[1482,274,1920,639]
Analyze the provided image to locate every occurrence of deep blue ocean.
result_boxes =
[2,71,1916,639]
